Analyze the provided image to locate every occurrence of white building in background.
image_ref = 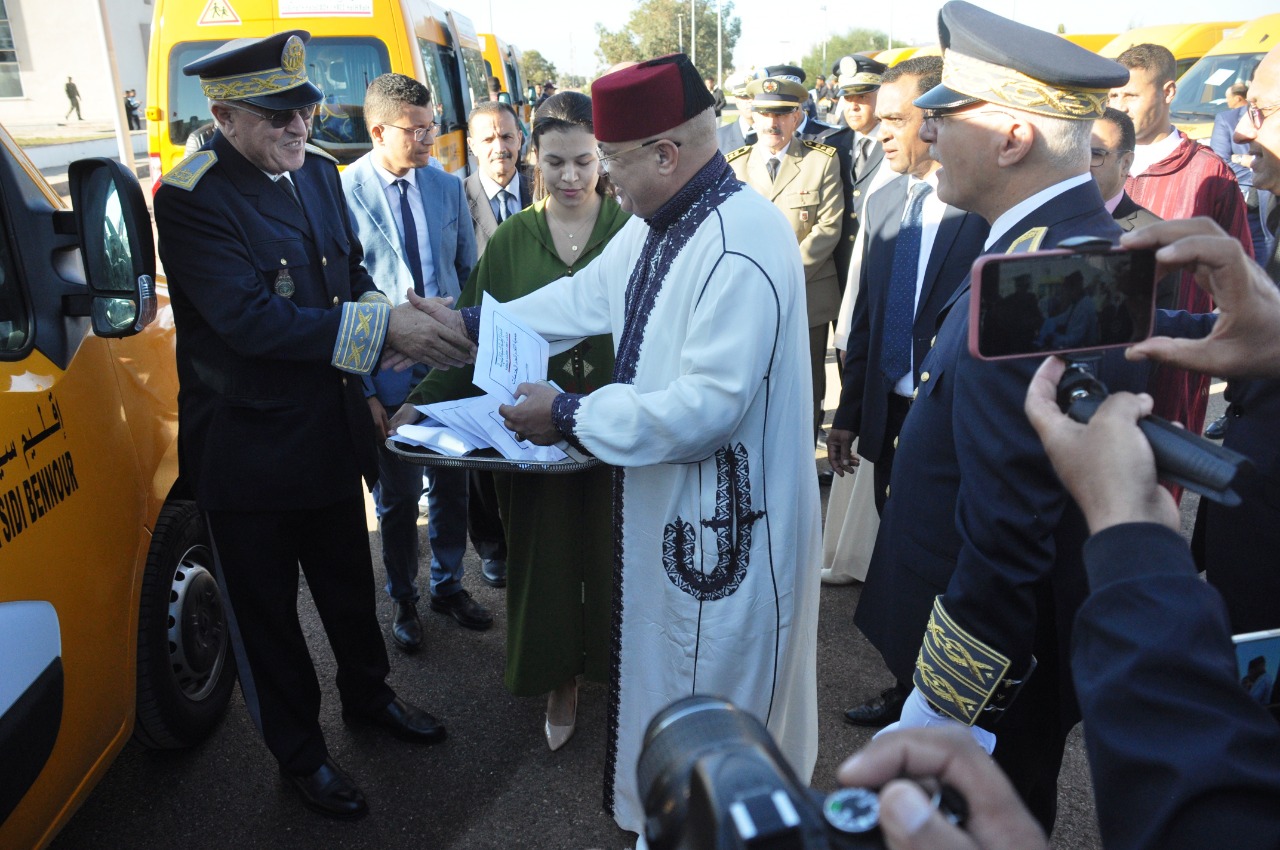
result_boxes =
[0,0,150,127]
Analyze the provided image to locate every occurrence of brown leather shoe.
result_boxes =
[284,758,367,820]
[428,589,493,630]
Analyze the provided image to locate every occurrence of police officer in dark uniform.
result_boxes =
[154,31,475,820]
[851,1,1142,831]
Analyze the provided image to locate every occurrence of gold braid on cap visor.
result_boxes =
[200,35,309,101]
[942,50,1109,120]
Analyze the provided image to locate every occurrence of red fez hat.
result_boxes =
[593,53,715,143]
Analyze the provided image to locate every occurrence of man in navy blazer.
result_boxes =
[341,73,491,649]
[861,4,1147,830]
[827,56,987,728]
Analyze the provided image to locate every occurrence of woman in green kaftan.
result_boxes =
[403,92,627,750]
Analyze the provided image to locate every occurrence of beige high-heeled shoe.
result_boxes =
[544,680,578,751]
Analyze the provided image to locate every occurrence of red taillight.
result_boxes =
[149,155,162,197]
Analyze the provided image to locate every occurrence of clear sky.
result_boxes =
[473,0,1278,83]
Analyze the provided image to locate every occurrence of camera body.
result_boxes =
[638,696,963,849]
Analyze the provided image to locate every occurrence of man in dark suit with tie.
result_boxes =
[834,56,889,236]
[826,55,987,727]
[342,73,494,649]
[461,100,532,587]
[464,101,533,256]
[156,35,468,820]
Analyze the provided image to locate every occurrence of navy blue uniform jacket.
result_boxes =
[1075,523,1280,849]
[832,174,987,463]
[856,180,1149,714]
[155,132,381,512]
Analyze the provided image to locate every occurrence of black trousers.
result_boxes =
[467,469,507,562]
[207,497,394,774]
[873,393,914,514]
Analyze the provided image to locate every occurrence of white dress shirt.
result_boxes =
[370,160,438,297]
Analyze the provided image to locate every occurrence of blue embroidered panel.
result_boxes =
[613,154,743,384]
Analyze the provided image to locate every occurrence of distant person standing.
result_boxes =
[64,77,82,121]
[125,89,142,130]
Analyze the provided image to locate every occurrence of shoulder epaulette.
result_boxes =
[1005,226,1048,254]
[725,144,752,162]
[802,139,837,157]
[305,143,338,164]
[160,150,217,191]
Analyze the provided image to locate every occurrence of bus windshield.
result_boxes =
[1170,52,1267,123]
[168,37,391,165]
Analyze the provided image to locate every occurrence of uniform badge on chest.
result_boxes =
[799,210,809,222]
[274,267,296,299]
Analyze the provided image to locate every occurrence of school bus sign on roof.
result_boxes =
[198,0,240,25]
[279,0,375,16]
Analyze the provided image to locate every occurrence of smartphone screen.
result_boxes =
[970,247,1158,360]
[1233,628,1280,714]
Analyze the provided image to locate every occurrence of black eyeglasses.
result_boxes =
[1089,147,1125,167]
[381,121,441,142]
[1246,101,1279,129]
[225,101,319,129]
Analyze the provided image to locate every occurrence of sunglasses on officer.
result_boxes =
[224,100,320,129]
[1246,100,1279,130]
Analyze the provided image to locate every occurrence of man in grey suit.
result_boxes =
[464,101,533,256]
[826,56,987,727]
[341,73,492,650]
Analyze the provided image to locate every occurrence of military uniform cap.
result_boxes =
[725,72,752,98]
[763,64,807,84]
[915,1,1128,119]
[746,74,808,113]
[834,54,887,95]
[184,30,324,111]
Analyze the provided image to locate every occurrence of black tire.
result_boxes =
[133,501,237,749]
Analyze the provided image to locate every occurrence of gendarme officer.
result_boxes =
[153,31,474,820]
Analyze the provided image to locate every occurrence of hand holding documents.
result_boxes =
[390,293,575,464]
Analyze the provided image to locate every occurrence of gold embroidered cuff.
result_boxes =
[358,291,391,306]
[332,301,389,375]
[943,50,1110,120]
[914,597,1012,725]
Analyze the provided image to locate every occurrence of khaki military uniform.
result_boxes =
[729,134,845,433]
[728,136,844,327]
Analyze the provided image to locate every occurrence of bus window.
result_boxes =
[420,39,462,132]
[167,41,227,148]
[307,38,391,164]
[461,45,489,111]
[168,38,388,166]
[1170,52,1266,124]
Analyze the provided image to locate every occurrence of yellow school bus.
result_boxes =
[1100,22,1241,80]
[146,0,492,182]
[1169,14,1280,140]
[1060,33,1118,53]
[0,134,236,846]
[480,32,530,120]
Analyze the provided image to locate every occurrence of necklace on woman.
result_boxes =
[548,214,584,252]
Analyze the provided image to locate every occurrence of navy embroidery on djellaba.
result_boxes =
[662,443,764,601]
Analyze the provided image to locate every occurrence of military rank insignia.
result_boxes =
[274,268,295,298]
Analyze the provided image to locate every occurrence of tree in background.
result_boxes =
[799,28,906,82]
[521,50,558,86]
[595,0,742,81]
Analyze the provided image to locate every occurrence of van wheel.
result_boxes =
[134,501,237,749]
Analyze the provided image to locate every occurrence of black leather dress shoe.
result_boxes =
[843,685,909,728]
[429,589,493,630]
[1204,414,1228,440]
[481,559,507,588]
[391,600,422,651]
[817,468,834,487]
[284,758,368,820]
[344,696,447,744]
